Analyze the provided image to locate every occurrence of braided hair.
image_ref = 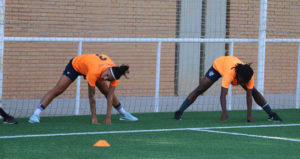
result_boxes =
[232,63,253,84]
[110,65,129,80]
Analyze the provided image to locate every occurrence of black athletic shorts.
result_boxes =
[63,59,84,81]
[205,66,221,82]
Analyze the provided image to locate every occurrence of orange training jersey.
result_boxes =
[212,56,254,89]
[72,54,118,87]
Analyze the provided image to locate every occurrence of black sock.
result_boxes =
[262,104,273,115]
[0,108,10,119]
[178,98,193,112]
[39,104,45,110]
[114,103,121,109]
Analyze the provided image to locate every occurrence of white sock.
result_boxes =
[115,104,126,115]
[33,104,44,116]
[33,108,42,116]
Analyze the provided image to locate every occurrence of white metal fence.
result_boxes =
[0,0,299,117]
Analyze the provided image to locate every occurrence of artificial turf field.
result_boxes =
[1,109,300,159]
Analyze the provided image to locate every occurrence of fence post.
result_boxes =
[256,0,268,109]
[0,0,5,108]
[296,44,300,109]
[227,42,234,110]
[154,42,162,112]
[75,41,82,115]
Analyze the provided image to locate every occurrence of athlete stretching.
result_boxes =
[29,54,138,124]
[174,56,282,122]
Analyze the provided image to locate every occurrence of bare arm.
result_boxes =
[240,84,254,122]
[88,84,98,124]
[220,87,229,122]
[246,88,254,122]
[103,85,116,124]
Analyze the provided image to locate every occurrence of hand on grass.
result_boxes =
[220,112,229,122]
[103,118,111,125]
[92,118,99,124]
[247,116,254,123]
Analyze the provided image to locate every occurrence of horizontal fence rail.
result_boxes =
[4,37,300,43]
[1,37,300,116]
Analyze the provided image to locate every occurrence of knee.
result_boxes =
[195,86,205,95]
[190,88,203,99]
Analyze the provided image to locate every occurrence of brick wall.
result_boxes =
[3,0,177,99]
[228,0,299,94]
[2,0,299,100]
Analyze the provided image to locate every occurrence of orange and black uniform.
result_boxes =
[63,54,118,87]
[205,56,254,89]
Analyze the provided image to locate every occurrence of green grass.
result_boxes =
[1,109,300,159]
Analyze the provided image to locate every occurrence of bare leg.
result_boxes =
[240,85,282,121]
[252,87,267,107]
[95,81,120,107]
[40,75,73,108]
[187,77,215,102]
[241,86,267,107]
[175,77,215,120]
[95,81,138,121]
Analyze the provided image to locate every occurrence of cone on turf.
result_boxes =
[94,140,111,147]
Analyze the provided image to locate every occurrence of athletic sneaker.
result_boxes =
[174,111,182,120]
[29,115,40,123]
[268,113,282,122]
[120,112,138,121]
[3,116,18,124]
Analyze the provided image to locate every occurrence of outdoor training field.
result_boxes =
[1,109,300,159]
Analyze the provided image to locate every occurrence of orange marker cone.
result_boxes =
[94,140,111,147]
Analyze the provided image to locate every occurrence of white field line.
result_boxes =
[0,128,188,139]
[187,123,300,130]
[0,123,300,139]
[192,129,300,142]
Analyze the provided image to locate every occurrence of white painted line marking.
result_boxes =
[192,129,300,142]
[1,123,299,139]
